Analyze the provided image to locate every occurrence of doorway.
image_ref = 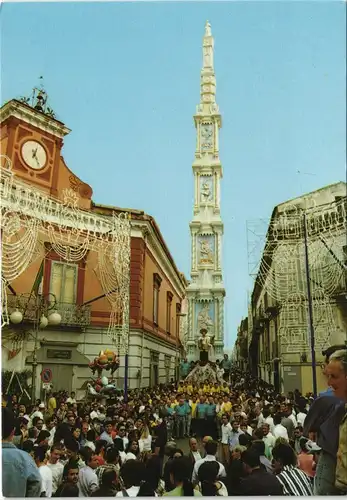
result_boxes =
[282,365,302,394]
[150,364,158,387]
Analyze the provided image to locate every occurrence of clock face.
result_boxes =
[200,124,213,150]
[21,140,47,170]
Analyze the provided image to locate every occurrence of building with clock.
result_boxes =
[185,22,226,361]
[0,89,186,399]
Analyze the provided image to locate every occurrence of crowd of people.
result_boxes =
[1,347,347,497]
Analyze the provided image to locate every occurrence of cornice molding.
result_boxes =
[0,100,71,139]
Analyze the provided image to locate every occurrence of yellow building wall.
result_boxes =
[301,364,327,395]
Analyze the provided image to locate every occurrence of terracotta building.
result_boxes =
[0,92,186,399]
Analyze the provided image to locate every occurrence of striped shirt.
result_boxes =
[276,465,313,496]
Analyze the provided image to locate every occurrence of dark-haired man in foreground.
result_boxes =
[238,449,284,496]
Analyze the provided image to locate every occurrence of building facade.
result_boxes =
[234,317,248,372]
[245,183,347,395]
[186,22,226,361]
[1,93,186,400]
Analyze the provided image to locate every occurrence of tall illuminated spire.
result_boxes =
[186,22,226,362]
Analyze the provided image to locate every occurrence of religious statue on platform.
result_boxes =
[198,328,212,363]
[199,238,214,264]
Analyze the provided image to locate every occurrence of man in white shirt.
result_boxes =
[273,413,289,441]
[240,420,253,436]
[47,444,64,495]
[229,420,244,449]
[263,408,275,435]
[78,449,99,497]
[220,414,232,464]
[89,404,100,422]
[28,403,45,428]
[90,404,106,422]
[296,409,307,426]
[255,407,265,428]
[192,440,226,484]
[286,404,298,428]
[66,391,77,405]
[188,437,202,464]
[34,446,53,497]
[262,423,276,458]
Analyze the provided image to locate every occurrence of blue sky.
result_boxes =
[1,1,346,347]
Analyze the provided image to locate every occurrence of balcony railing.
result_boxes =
[5,293,91,328]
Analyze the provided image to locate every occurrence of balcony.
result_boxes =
[5,293,91,328]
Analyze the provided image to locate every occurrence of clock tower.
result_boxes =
[0,88,71,197]
[186,21,225,361]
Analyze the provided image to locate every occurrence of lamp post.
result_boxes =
[10,293,61,402]
[303,212,317,398]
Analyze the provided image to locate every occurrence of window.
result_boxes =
[176,303,181,337]
[166,292,173,333]
[153,273,162,326]
[50,262,78,304]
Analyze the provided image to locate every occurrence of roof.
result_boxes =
[92,202,144,215]
[277,181,346,209]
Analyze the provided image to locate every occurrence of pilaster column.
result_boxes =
[214,121,219,153]
[217,232,221,271]
[216,173,220,208]
[192,231,197,271]
[218,296,224,343]
[188,298,194,340]
[194,174,199,210]
[214,172,218,209]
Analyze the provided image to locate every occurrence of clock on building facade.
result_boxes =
[21,140,47,170]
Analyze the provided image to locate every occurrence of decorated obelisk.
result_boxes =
[186,21,226,362]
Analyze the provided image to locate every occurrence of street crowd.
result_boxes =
[2,349,347,497]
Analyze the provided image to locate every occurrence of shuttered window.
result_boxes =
[50,262,78,304]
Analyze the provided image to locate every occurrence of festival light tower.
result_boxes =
[185,22,226,362]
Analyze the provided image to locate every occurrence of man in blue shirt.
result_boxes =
[205,395,217,440]
[2,407,42,497]
[174,398,188,438]
[180,358,190,379]
[183,395,192,438]
[196,396,208,438]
